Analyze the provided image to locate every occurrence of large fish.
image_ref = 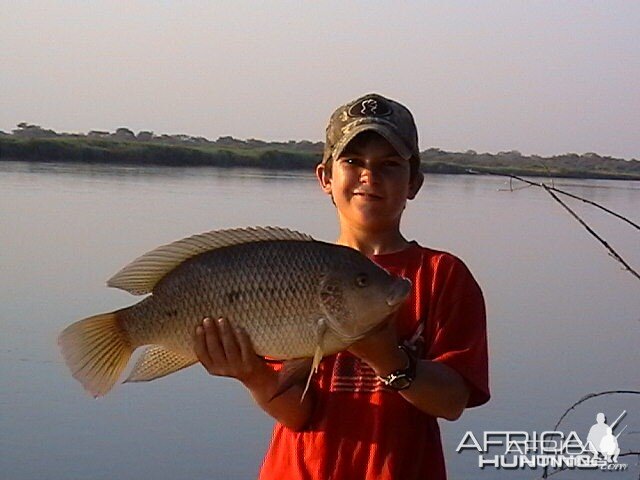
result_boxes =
[58,227,412,398]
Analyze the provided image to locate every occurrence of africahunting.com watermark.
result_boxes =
[457,410,630,472]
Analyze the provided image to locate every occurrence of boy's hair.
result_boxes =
[321,93,421,179]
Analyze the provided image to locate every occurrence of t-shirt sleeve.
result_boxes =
[425,256,490,408]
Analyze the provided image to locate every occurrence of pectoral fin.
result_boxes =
[301,318,328,401]
[270,319,328,403]
[124,345,196,383]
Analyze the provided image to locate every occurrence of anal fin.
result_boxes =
[124,345,196,383]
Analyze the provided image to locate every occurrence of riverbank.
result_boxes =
[1,136,639,180]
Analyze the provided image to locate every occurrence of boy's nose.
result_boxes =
[359,167,379,184]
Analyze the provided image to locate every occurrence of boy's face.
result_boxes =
[316,133,423,232]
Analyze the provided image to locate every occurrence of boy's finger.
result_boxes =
[193,323,213,370]
[203,317,227,366]
[236,327,257,365]
[217,317,242,366]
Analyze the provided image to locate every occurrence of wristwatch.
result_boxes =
[377,345,417,391]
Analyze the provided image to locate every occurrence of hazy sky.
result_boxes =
[2,1,639,159]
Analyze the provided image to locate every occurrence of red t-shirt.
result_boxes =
[259,244,490,480]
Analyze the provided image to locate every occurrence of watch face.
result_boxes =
[389,375,412,390]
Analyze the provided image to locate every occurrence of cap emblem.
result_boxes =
[347,97,392,118]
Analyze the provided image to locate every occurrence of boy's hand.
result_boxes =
[347,314,408,377]
[193,317,270,390]
[350,315,470,420]
[194,317,315,431]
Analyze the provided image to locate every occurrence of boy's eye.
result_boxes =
[382,159,403,168]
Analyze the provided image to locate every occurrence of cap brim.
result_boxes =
[329,123,413,163]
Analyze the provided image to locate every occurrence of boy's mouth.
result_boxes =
[353,191,384,200]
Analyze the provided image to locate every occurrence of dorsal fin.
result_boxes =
[107,226,314,295]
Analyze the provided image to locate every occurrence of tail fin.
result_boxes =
[58,311,133,397]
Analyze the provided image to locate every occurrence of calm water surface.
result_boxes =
[1,161,639,479]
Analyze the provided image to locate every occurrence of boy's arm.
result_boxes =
[348,319,470,421]
[193,317,315,431]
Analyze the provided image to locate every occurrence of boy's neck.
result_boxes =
[336,224,412,257]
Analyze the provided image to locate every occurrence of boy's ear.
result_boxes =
[407,172,424,200]
[315,164,332,194]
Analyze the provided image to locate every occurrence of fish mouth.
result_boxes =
[386,277,412,308]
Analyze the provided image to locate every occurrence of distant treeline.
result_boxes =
[1,123,639,180]
[420,148,640,180]
[0,136,318,169]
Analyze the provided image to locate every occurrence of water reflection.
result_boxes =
[0,160,314,182]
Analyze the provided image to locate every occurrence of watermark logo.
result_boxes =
[456,410,629,472]
[587,411,627,463]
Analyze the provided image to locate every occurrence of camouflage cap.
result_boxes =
[322,93,420,166]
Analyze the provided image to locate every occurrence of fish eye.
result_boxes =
[355,273,369,288]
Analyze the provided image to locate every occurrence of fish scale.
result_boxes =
[106,241,331,358]
[58,227,411,397]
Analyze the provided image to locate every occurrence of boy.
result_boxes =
[193,93,490,479]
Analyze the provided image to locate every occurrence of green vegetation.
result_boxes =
[0,136,318,170]
[1,124,639,180]
[420,149,640,180]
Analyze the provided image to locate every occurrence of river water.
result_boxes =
[1,161,638,479]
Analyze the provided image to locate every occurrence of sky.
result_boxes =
[1,1,639,159]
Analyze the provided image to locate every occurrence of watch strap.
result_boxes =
[376,345,417,391]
